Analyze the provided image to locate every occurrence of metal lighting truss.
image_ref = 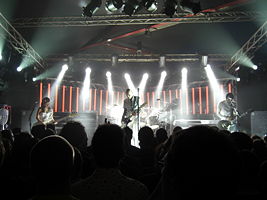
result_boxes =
[12,11,267,28]
[45,53,231,63]
[226,20,267,72]
[0,12,45,71]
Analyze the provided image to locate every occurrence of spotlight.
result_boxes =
[0,53,2,61]
[161,71,167,77]
[179,0,201,14]
[236,77,241,82]
[235,66,240,72]
[124,73,130,79]
[123,0,140,16]
[252,64,258,70]
[32,77,37,82]
[86,67,91,73]
[17,66,23,72]
[142,0,158,12]
[82,0,101,17]
[106,71,112,77]
[62,64,69,71]
[143,73,149,79]
[181,67,188,74]
[164,0,178,17]
[105,0,124,12]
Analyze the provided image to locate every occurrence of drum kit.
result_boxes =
[139,101,178,130]
[106,100,179,131]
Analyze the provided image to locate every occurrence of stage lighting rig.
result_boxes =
[142,0,158,12]
[123,0,140,16]
[105,0,124,12]
[179,0,201,15]
[82,0,102,17]
[164,0,178,17]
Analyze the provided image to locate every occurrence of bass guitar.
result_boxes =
[218,109,253,131]
[33,112,78,128]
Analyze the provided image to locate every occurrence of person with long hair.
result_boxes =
[34,97,56,130]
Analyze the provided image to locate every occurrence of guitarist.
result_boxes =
[35,97,57,130]
[217,93,239,132]
[121,89,139,128]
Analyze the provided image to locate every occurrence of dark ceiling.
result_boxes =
[0,0,267,86]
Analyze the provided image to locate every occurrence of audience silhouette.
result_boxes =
[72,124,149,200]
[30,135,78,200]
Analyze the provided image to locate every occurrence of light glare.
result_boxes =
[86,67,91,73]
[124,73,130,79]
[252,65,258,70]
[143,73,149,79]
[161,71,167,77]
[106,71,111,77]
[62,64,69,71]
[17,66,23,72]
[182,67,188,74]
[124,73,137,95]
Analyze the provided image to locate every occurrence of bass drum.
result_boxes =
[147,116,159,126]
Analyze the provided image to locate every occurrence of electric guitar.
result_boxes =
[33,112,78,127]
[218,109,253,131]
[121,102,147,128]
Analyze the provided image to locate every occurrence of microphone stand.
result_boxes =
[29,102,37,131]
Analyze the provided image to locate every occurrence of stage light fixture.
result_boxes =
[17,66,23,72]
[236,77,241,82]
[235,66,240,72]
[106,71,112,77]
[179,0,201,15]
[143,73,149,79]
[105,0,124,12]
[161,71,167,77]
[142,0,157,12]
[252,64,258,70]
[82,0,102,17]
[181,67,188,74]
[62,64,69,71]
[86,67,91,73]
[32,77,37,82]
[164,0,178,17]
[0,53,2,61]
[123,0,140,16]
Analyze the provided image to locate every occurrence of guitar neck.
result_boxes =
[56,114,77,123]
